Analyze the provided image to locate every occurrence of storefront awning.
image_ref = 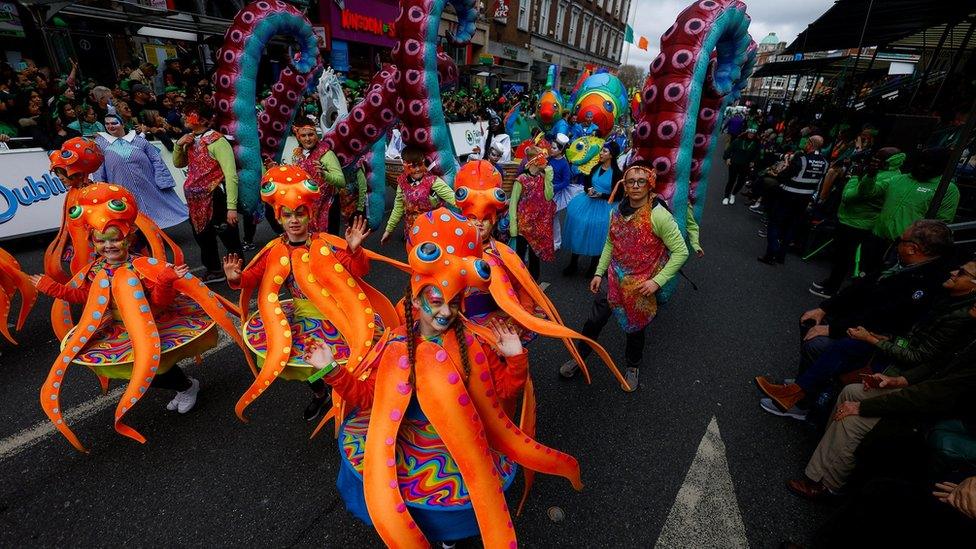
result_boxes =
[20,0,233,37]
[785,0,976,54]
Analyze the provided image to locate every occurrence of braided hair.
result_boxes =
[404,285,472,381]
[454,320,471,379]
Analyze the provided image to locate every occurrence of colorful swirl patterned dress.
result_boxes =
[607,201,669,333]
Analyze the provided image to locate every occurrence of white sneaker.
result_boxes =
[166,394,179,411]
[729,195,736,205]
[174,377,200,414]
[722,197,730,205]
[759,397,808,420]
[559,359,579,378]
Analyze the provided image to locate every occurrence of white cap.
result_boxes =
[555,133,569,147]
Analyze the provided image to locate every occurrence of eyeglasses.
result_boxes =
[954,267,976,280]
[624,178,650,188]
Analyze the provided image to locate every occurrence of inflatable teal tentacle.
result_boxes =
[214,0,323,216]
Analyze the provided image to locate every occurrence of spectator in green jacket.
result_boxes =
[722,127,759,205]
[860,147,960,272]
[810,148,905,298]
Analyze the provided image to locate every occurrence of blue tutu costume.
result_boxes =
[563,166,616,256]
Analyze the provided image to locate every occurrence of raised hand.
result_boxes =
[173,264,190,278]
[489,319,523,358]
[345,215,371,253]
[303,340,335,369]
[223,253,244,285]
[28,274,43,287]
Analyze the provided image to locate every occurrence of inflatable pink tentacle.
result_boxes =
[213,0,323,215]
[321,65,400,167]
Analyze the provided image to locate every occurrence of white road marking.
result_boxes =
[0,330,237,461]
[655,416,749,549]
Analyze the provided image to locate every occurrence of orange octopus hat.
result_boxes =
[260,164,321,219]
[67,183,139,237]
[453,160,506,221]
[49,137,104,182]
[406,208,491,303]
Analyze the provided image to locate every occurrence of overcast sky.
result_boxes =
[621,0,837,69]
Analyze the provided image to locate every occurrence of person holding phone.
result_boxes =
[380,145,456,247]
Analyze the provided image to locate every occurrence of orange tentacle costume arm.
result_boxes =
[0,247,37,344]
[235,242,292,421]
[49,267,91,341]
[40,269,112,453]
[110,265,162,445]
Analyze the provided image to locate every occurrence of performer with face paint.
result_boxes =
[289,119,349,235]
[559,162,689,391]
[304,208,585,548]
[173,101,242,284]
[380,145,457,247]
[223,165,382,424]
[29,183,249,452]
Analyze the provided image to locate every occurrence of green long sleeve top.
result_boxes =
[353,168,367,210]
[876,294,976,385]
[384,176,457,233]
[838,152,904,230]
[860,342,976,419]
[857,169,960,241]
[173,131,239,209]
[685,203,702,253]
[595,202,689,288]
[508,166,554,237]
[298,148,346,189]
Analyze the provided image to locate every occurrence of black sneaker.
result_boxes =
[808,286,834,299]
[202,271,227,284]
[757,255,778,265]
[242,241,257,252]
[303,392,330,422]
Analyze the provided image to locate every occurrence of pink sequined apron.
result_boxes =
[182,131,225,233]
[292,142,337,233]
[607,202,668,332]
[515,171,555,262]
[397,173,437,238]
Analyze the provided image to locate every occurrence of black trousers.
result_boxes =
[575,291,647,369]
[723,163,751,197]
[191,186,243,272]
[764,189,811,260]
[150,365,192,392]
[822,223,872,294]
[515,236,541,280]
[243,203,283,243]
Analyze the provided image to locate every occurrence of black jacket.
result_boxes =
[821,257,953,339]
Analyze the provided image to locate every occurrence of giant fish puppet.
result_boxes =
[570,71,629,138]
[537,65,569,138]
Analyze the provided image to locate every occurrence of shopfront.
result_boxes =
[319,0,397,77]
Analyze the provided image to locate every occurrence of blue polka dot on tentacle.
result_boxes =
[127,277,139,287]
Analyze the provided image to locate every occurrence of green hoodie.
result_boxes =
[838,152,905,230]
[859,153,960,240]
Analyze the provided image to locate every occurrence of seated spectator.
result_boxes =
[861,147,960,273]
[129,83,157,120]
[128,62,157,90]
[756,220,955,416]
[89,85,113,120]
[786,309,976,501]
[759,257,976,419]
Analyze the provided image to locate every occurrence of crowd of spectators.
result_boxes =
[718,103,976,544]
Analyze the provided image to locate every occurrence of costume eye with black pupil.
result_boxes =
[455,187,468,200]
[303,180,319,192]
[107,199,127,212]
[493,189,506,201]
[474,259,490,279]
[416,242,441,262]
[261,182,276,194]
[68,205,83,218]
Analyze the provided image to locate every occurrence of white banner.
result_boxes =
[448,121,486,157]
[0,141,189,240]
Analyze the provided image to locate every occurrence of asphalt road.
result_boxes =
[1,149,835,548]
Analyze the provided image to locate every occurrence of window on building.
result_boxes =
[555,1,567,41]
[581,14,592,52]
[772,77,786,89]
[596,0,605,9]
[620,0,630,18]
[518,0,531,30]
[589,20,600,53]
[568,7,580,46]
[609,0,617,15]
[537,0,552,34]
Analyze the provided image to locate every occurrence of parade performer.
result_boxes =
[304,209,584,548]
[32,183,249,453]
[173,101,242,284]
[562,141,623,277]
[0,247,36,345]
[289,118,346,234]
[225,165,399,423]
[549,133,578,252]
[559,163,689,391]
[509,147,555,280]
[380,146,457,245]
[94,113,188,229]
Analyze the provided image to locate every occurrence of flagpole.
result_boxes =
[623,0,639,67]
